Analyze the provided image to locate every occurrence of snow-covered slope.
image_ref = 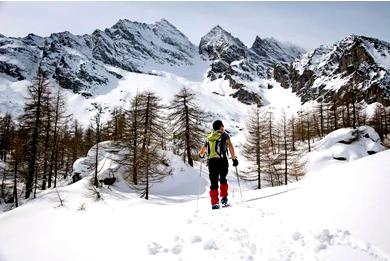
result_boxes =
[199,26,305,105]
[0,19,203,94]
[274,35,390,106]
[0,142,388,261]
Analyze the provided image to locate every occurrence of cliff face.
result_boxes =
[199,26,304,105]
[274,35,390,106]
[0,19,197,94]
[1,20,389,108]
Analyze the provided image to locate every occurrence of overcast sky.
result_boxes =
[0,1,389,51]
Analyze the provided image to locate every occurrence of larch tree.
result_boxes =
[90,102,106,188]
[125,93,142,185]
[123,92,170,199]
[0,113,14,199]
[169,87,206,167]
[20,70,52,199]
[49,87,67,188]
[10,129,25,208]
[242,106,266,189]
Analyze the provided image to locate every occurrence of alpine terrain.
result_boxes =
[0,18,389,261]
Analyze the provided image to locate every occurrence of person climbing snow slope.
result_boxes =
[199,120,238,209]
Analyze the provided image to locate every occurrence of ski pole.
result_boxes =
[196,159,203,212]
[235,166,243,203]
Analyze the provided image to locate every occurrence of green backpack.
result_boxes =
[207,130,227,159]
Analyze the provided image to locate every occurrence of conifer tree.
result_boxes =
[20,70,52,199]
[49,87,66,188]
[0,113,14,199]
[125,93,142,185]
[0,113,13,162]
[123,91,169,198]
[278,111,290,185]
[242,106,266,189]
[10,129,25,208]
[169,88,206,167]
[138,92,167,199]
[90,103,106,188]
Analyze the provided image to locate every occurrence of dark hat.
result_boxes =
[212,120,224,131]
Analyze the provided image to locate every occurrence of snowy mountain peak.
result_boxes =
[208,25,229,35]
[250,35,304,65]
[22,33,45,46]
[155,18,177,29]
[251,35,266,47]
[275,34,390,105]
[0,18,198,94]
[199,25,248,59]
[199,27,305,105]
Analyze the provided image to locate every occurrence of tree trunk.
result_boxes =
[33,165,38,199]
[291,117,296,151]
[52,97,60,188]
[145,139,151,200]
[184,98,193,167]
[13,160,18,208]
[1,158,6,199]
[284,120,288,185]
[41,110,51,190]
[256,110,261,189]
[346,103,351,127]
[141,94,151,167]
[268,113,275,154]
[132,97,139,185]
[94,142,99,188]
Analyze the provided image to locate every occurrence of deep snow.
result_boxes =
[0,139,389,261]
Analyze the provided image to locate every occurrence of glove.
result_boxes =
[232,158,238,167]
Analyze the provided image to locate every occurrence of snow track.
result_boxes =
[0,147,389,261]
[146,200,389,261]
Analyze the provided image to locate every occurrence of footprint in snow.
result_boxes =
[292,231,306,247]
[203,239,218,250]
[147,242,163,255]
[191,235,202,244]
[171,244,183,255]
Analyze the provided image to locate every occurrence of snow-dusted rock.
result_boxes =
[308,126,385,172]
[275,35,390,106]
[0,19,198,94]
[199,25,304,105]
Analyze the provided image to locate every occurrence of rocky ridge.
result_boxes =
[1,19,389,107]
[0,19,197,94]
[199,25,305,104]
[273,35,390,106]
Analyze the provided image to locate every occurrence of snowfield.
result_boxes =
[1,33,389,261]
[0,141,389,261]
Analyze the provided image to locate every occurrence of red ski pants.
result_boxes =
[208,158,229,205]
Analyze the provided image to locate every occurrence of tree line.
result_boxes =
[242,97,390,189]
[0,70,208,207]
[1,70,389,207]
[0,71,94,207]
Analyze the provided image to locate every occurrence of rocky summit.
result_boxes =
[274,35,390,106]
[0,19,197,94]
[199,25,305,105]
